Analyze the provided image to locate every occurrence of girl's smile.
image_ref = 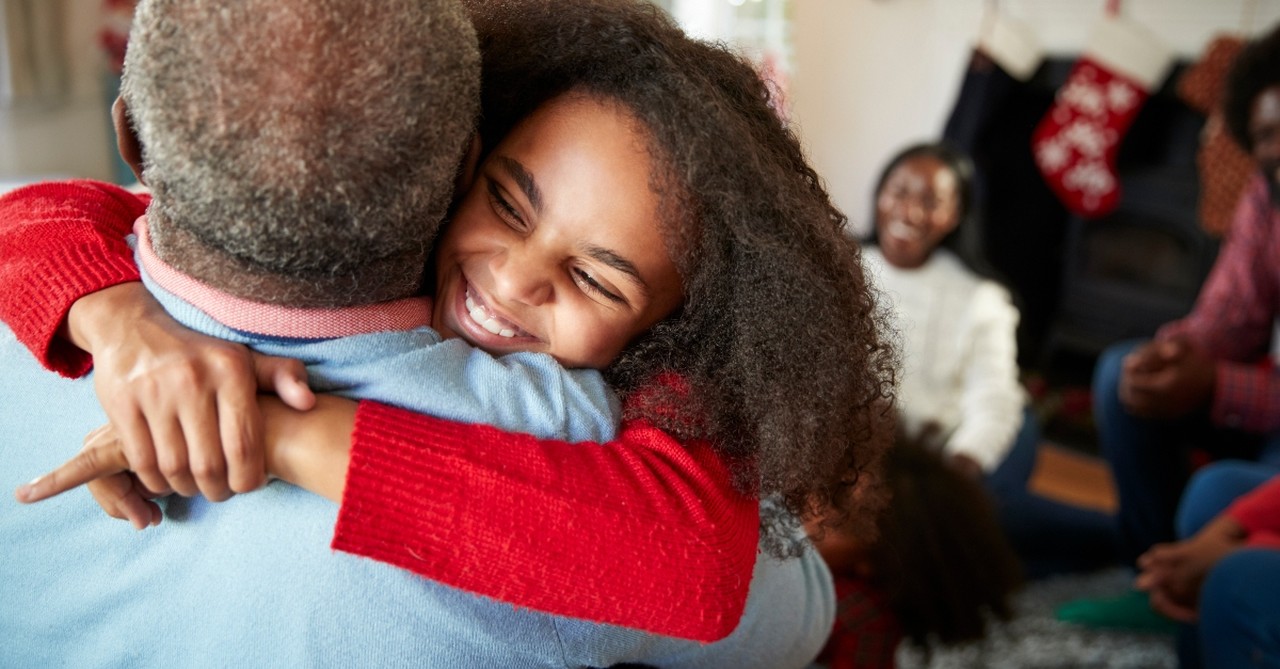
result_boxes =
[432,93,684,369]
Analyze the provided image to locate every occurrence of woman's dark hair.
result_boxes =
[1224,23,1280,153]
[464,0,896,554]
[871,427,1022,651]
[864,141,1000,281]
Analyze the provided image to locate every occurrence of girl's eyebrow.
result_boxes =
[495,153,651,299]
[584,243,650,297]
[495,156,543,214]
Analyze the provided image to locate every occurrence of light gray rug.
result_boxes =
[896,567,1177,669]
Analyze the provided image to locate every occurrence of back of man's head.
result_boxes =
[123,0,479,307]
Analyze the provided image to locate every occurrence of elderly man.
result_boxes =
[0,0,833,666]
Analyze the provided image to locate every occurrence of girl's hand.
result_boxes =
[63,282,316,500]
[15,396,358,523]
[15,423,160,530]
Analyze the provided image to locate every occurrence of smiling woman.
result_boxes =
[432,94,684,370]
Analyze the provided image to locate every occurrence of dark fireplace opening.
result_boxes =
[1043,169,1219,361]
[953,57,1219,376]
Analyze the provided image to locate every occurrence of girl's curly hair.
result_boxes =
[465,0,897,555]
[872,427,1022,651]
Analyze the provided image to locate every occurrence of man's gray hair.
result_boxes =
[122,0,479,306]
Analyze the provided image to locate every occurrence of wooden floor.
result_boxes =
[1028,443,1118,514]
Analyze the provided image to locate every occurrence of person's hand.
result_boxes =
[62,282,316,500]
[947,452,984,481]
[1134,515,1246,622]
[15,423,162,530]
[1118,336,1216,419]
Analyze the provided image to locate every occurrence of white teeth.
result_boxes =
[465,290,518,338]
[886,219,921,241]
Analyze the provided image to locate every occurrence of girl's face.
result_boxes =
[433,94,684,369]
[874,154,961,269]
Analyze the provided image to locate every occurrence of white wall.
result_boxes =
[790,0,1280,236]
[0,0,114,185]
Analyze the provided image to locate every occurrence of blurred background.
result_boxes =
[2,0,1277,220]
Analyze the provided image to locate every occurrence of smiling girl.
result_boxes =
[0,0,895,657]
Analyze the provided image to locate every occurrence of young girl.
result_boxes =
[0,0,895,652]
[864,142,1118,578]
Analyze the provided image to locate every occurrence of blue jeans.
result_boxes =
[986,408,1121,578]
[1173,461,1280,669]
[1094,340,1280,565]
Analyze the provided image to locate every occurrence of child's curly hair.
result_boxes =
[873,428,1022,650]
[465,0,896,554]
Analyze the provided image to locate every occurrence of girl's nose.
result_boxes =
[892,197,925,223]
[491,246,554,306]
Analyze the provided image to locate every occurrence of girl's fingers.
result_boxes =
[115,409,170,496]
[254,355,315,411]
[14,434,131,504]
[149,415,197,497]
[180,394,232,502]
[218,370,266,495]
[87,473,162,530]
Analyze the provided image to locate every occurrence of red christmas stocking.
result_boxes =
[1032,16,1172,218]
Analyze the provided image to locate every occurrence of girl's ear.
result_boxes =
[112,97,146,185]
[455,133,482,195]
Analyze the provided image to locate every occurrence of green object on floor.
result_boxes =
[1055,589,1179,634]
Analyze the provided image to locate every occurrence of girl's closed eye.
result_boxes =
[573,266,625,305]
[487,179,527,231]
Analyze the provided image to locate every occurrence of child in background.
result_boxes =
[811,426,1023,668]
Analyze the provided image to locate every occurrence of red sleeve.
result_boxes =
[1212,360,1280,433]
[334,401,760,642]
[0,180,762,641]
[1225,474,1280,546]
[0,180,147,377]
[1158,175,1279,362]
[1157,175,1280,430]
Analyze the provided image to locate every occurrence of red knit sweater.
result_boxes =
[0,180,759,642]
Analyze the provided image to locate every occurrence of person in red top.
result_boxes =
[1059,23,1280,633]
[1092,23,1280,569]
[1,0,896,648]
[1136,460,1280,668]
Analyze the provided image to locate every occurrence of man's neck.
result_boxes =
[149,217,425,309]
[136,217,433,339]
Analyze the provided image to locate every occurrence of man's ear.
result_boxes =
[455,133,481,195]
[112,96,146,185]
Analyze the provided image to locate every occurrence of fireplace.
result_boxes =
[949,57,1219,371]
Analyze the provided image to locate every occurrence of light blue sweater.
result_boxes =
[0,249,833,668]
